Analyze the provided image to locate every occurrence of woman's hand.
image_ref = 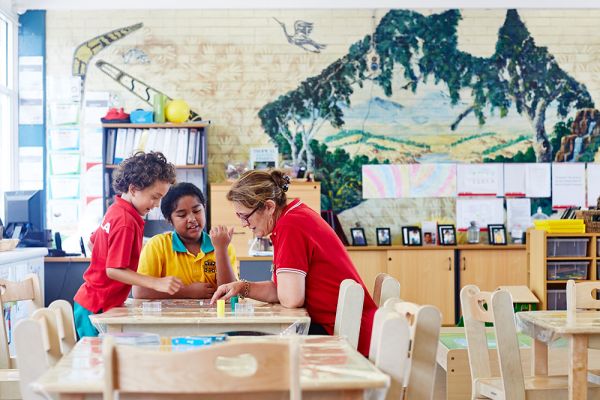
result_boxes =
[210,281,245,304]
[209,225,234,250]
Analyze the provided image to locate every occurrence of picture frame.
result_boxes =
[350,227,367,246]
[402,226,422,246]
[421,221,437,246]
[488,224,507,245]
[438,224,457,246]
[376,227,392,246]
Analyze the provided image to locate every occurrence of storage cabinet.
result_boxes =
[528,230,599,310]
[210,181,321,258]
[458,246,528,292]
[101,123,209,222]
[387,249,455,325]
[347,248,387,296]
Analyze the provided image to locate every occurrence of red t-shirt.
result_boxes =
[271,199,377,357]
[74,196,145,313]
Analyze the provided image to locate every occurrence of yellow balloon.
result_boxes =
[165,99,190,123]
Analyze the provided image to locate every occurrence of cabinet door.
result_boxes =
[347,250,387,296]
[459,249,527,292]
[387,250,455,325]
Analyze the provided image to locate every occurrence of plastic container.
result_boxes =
[546,261,589,280]
[153,93,166,123]
[546,238,589,257]
[532,207,549,221]
[467,221,480,244]
[547,289,567,310]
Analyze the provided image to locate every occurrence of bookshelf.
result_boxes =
[528,229,600,310]
[101,122,210,231]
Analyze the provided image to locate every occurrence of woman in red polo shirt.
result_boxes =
[210,169,377,357]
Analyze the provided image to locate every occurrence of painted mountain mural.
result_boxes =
[258,9,594,213]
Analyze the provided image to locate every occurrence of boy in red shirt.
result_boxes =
[74,152,182,338]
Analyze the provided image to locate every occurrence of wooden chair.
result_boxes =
[0,274,43,399]
[333,279,364,350]
[48,300,77,354]
[368,305,411,400]
[103,338,301,400]
[373,273,401,307]
[14,309,63,400]
[461,284,600,400]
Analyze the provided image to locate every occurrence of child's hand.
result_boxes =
[186,282,216,298]
[209,225,234,249]
[153,276,183,295]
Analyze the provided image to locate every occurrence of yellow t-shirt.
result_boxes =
[138,231,237,287]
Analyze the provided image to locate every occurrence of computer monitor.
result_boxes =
[4,190,45,238]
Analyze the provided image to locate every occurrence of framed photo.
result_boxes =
[438,224,457,246]
[350,227,367,246]
[402,226,422,246]
[421,221,437,246]
[488,224,507,245]
[376,227,392,246]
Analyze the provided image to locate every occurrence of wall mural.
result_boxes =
[259,9,597,217]
[273,18,327,53]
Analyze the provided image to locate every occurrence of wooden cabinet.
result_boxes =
[387,249,455,325]
[210,181,321,258]
[458,246,528,292]
[528,230,598,310]
[347,248,387,296]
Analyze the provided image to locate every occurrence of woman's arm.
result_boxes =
[275,272,305,308]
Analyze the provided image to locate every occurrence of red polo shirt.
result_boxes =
[271,199,377,357]
[74,196,145,313]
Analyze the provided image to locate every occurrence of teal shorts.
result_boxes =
[74,301,99,339]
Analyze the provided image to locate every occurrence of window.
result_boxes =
[0,9,17,221]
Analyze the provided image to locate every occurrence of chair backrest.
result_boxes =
[394,301,441,400]
[373,273,401,307]
[333,279,364,350]
[48,300,77,354]
[103,338,301,400]
[567,279,600,315]
[0,273,42,369]
[368,306,411,400]
[14,310,62,400]
[461,285,526,400]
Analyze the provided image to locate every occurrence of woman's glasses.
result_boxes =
[236,205,261,224]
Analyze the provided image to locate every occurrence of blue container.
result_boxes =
[130,109,154,123]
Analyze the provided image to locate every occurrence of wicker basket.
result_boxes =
[575,210,600,233]
[0,239,19,252]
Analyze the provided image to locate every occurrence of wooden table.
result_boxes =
[517,310,600,400]
[90,299,311,336]
[32,335,390,399]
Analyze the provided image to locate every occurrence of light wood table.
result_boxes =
[90,299,311,336]
[517,310,600,400]
[32,335,390,399]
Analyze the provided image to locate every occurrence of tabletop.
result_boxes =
[33,335,390,398]
[90,298,311,336]
[517,310,600,343]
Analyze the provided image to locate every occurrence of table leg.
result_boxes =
[532,338,548,376]
[569,334,589,400]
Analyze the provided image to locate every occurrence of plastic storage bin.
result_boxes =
[547,289,567,310]
[546,238,589,257]
[546,261,589,280]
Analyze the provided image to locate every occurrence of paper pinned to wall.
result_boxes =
[84,91,110,125]
[456,198,505,230]
[408,163,457,197]
[525,163,551,198]
[49,152,81,175]
[504,163,526,197]
[362,164,409,199]
[18,146,43,189]
[49,128,80,151]
[456,163,503,196]
[18,56,44,125]
[506,198,532,232]
[551,163,586,209]
[588,163,600,207]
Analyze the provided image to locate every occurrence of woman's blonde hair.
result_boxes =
[226,169,290,209]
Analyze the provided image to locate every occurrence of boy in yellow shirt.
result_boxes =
[133,182,237,299]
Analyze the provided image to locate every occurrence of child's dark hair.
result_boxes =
[112,152,177,194]
[161,182,206,222]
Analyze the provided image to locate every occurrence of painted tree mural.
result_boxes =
[259,9,594,212]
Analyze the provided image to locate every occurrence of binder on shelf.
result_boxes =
[187,128,198,165]
[167,129,179,163]
[105,128,116,164]
[145,128,157,153]
[113,128,127,164]
[124,128,136,157]
[162,128,173,162]
[175,128,189,165]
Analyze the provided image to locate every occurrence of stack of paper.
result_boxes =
[533,219,586,233]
